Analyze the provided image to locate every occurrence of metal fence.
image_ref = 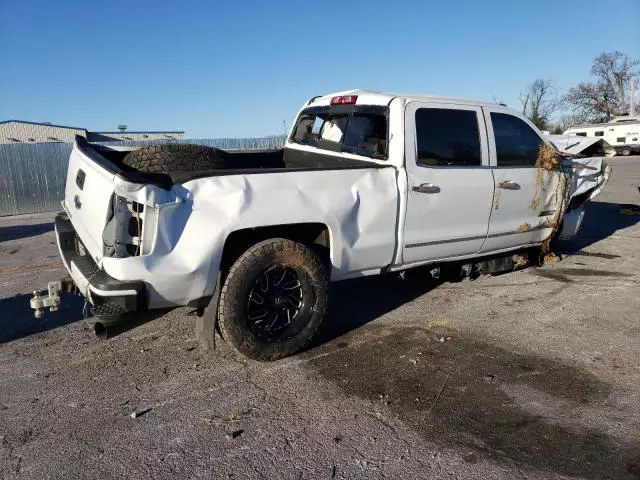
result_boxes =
[95,135,287,150]
[0,142,72,216]
[0,136,287,216]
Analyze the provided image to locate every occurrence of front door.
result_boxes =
[402,102,495,264]
[480,108,564,253]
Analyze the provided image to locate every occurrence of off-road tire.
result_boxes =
[122,144,226,174]
[218,238,329,361]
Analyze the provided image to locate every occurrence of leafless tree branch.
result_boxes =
[519,79,561,130]
[564,51,639,120]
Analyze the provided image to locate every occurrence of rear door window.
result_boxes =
[491,113,544,167]
[291,106,388,159]
[414,108,481,166]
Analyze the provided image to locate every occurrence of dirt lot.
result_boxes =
[1,157,639,480]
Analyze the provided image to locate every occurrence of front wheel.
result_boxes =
[218,238,329,361]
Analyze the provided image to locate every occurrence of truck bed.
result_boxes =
[61,137,400,308]
[85,138,384,187]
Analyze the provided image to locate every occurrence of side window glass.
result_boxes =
[491,112,543,166]
[415,108,481,166]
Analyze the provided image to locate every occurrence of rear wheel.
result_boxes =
[217,238,329,361]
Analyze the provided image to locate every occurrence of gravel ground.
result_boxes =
[1,157,639,480]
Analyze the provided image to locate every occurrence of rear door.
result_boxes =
[480,108,562,252]
[401,102,495,263]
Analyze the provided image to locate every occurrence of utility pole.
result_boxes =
[630,80,637,118]
[282,120,288,136]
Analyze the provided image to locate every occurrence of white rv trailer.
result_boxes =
[564,116,640,156]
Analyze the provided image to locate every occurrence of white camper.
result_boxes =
[564,116,640,156]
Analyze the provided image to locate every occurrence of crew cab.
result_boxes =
[43,90,610,360]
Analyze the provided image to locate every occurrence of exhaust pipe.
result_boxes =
[93,318,130,340]
[93,308,172,340]
[94,321,108,339]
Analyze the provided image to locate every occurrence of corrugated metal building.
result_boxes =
[0,120,87,143]
[0,120,184,144]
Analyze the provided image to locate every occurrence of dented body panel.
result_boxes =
[480,106,566,252]
[550,135,616,158]
[67,157,399,307]
[567,157,612,203]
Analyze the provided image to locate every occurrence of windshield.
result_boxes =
[290,106,389,160]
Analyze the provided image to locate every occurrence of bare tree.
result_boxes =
[552,113,590,134]
[519,79,561,130]
[564,51,639,120]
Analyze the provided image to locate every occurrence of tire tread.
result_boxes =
[122,144,226,174]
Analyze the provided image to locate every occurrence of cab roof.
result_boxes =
[308,89,504,109]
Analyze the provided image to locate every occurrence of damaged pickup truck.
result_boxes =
[40,90,610,360]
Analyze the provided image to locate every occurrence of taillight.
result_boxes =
[127,200,158,256]
[103,196,158,258]
[330,95,358,105]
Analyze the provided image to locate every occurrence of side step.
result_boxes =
[91,300,127,322]
[429,249,539,281]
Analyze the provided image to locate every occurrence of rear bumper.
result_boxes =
[55,212,145,316]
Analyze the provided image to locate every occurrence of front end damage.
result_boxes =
[558,156,612,240]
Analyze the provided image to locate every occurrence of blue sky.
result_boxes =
[1,0,638,138]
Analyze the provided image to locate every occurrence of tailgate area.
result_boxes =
[55,212,145,317]
[63,140,120,263]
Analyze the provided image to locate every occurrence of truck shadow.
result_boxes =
[0,291,173,344]
[0,222,54,242]
[317,199,638,346]
[556,200,639,254]
[305,325,640,479]
[315,271,441,345]
[0,292,86,344]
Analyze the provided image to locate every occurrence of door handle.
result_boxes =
[498,180,520,190]
[413,183,440,194]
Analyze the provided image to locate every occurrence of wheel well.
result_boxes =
[220,223,331,274]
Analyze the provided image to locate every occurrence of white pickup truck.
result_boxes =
[44,90,610,360]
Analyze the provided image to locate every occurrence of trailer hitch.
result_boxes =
[29,277,78,318]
